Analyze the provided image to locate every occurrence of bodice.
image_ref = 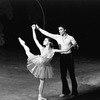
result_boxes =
[41,48,54,59]
[27,48,54,67]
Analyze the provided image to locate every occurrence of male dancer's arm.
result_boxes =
[36,24,58,41]
[70,36,79,50]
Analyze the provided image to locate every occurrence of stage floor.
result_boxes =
[0,51,100,100]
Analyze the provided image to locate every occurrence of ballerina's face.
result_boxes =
[43,38,49,46]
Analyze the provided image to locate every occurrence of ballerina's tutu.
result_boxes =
[27,54,54,79]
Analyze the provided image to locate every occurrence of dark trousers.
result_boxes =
[60,53,78,95]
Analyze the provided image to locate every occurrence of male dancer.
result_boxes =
[36,24,79,98]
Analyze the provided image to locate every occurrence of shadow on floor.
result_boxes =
[47,87,100,100]
[68,87,100,100]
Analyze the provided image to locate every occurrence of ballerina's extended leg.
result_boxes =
[18,37,32,58]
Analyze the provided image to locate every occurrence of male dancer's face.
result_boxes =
[58,27,66,36]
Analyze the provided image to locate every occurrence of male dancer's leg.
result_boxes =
[60,54,70,95]
[68,54,78,95]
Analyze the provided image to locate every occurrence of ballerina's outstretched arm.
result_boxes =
[18,37,33,58]
[31,24,43,54]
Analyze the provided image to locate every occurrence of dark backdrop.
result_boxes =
[0,0,100,57]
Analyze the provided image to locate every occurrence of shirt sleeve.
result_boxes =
[70,36,77,45]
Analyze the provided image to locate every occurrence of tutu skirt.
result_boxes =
[27,55,54,79]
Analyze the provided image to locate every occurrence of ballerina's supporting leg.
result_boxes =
[38,79,47,100]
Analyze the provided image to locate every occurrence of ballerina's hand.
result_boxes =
[18,37,25,45]
[31,24,36,28]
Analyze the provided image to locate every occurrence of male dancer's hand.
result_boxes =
[35,24,40,30]
[74,44,79,50]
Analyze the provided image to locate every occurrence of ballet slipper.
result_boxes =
[38,95,47,100]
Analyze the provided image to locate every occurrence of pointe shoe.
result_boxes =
[38,95,47,100]
[18,37,25,45]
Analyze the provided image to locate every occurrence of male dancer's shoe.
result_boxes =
[69,92,79,99]
[59,94,70,98]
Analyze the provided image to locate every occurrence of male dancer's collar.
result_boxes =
[62,33,68,38]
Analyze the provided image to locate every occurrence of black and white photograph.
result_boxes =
[0,0,100,100]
